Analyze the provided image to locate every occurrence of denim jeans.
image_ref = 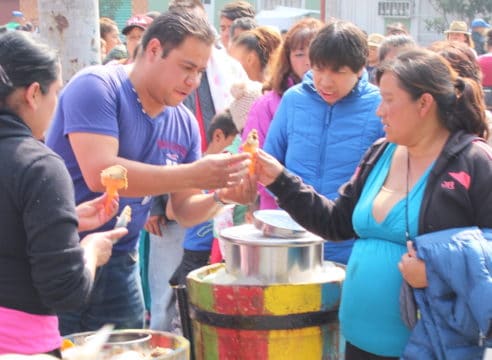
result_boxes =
[58,250,145,336]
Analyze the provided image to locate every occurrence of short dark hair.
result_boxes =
[168,0,204,12]
[141,10,215,58]
[386,22,408,36]
[309,20,368,73]
[206,109,238,143]
[487,28,492,48]
[220,1,255,21]
[378,34,416,63]
[145,11,161,20]
[229,17,257,40]
[0,31,59,107]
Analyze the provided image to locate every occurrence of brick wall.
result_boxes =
[20,0,37,24]
[16,0,148,33]
[133,0,148,14]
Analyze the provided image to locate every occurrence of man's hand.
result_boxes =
[216,174,258,205]
[191,152,251,189]
[144,215,167,236]
[76,193,119,232]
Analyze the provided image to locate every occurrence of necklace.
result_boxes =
[131,86,147,115]
[381,185,405,194]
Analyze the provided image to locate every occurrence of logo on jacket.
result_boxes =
[442,171,471,190]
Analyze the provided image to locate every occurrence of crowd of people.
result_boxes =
[1,1,492,359]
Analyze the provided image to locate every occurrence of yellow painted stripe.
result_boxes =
[264,284,321,315]
[268,327,322,360]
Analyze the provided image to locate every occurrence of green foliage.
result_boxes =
[425,0,492,32]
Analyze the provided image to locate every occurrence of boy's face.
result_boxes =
[312,64,363,105]
[207,130,236,155]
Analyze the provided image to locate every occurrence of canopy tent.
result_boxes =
[255,6,320,32]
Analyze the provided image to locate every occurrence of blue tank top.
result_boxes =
[339,143,432,356]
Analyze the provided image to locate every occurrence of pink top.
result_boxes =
[242,90,283,210]
[0,306,61,354]
[478,54,492,87]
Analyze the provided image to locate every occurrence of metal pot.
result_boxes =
[65,329,189,359]
[219,224,324,284]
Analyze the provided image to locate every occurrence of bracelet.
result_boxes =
[213,190,227,206]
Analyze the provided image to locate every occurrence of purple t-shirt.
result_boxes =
[46,65,201,252]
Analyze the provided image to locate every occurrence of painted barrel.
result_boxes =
[187,263,345,360]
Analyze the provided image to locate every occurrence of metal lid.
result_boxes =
[253,209,307,238]
[220,224,323,247]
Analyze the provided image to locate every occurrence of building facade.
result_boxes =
[1,0,475,46]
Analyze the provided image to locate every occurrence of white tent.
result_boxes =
[255,6,320,32]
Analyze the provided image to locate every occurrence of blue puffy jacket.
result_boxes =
[264,70,384,262]
[403,227,492,360]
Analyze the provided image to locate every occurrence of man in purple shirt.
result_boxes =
[46,11,254,335]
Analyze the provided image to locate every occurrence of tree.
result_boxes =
[425,0,492,32]
[38,0,101,84]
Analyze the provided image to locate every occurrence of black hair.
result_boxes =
[220,1,255,21]
[378,34,416,63]
[168,0,204,12]
[145,11,162,20]
[487,28,492,48]
[206,109,238,143]
[141,10,215,58]
[386,22,408,36]
[376,48,488,138]
[229,17,257,40]
[231,26,282,71]
[309,20,368,73]
[0,31,59,107]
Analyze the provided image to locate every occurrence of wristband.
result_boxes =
[213,190,227,206]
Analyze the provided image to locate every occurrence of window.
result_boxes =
[378,1,414,18]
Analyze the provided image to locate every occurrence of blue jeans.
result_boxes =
[58,250,145,336]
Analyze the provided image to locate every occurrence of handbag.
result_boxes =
[399,280,418,329]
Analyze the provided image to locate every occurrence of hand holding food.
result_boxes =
[255,149,285,186]
[100,165,128,215]
[76,193,119,232]
[242,129,259,175]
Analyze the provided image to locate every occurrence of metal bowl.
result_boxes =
[219,224,324,284]
[65,329,189,359]
[85,331,151,349]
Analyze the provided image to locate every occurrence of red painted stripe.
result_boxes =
[214,285,268,359]
[214,285,265,315]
